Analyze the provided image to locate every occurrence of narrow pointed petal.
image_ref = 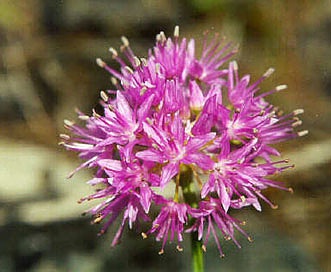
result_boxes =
[160,162,179,187]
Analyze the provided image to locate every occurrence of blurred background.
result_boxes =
[0,0,330,271]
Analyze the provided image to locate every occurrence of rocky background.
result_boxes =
[0,0,330,271]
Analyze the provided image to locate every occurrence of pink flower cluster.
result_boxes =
[61,26,307,256]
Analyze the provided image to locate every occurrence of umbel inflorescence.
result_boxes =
[61,26,307,257]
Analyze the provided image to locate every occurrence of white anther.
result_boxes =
[133,56,141,67]
[59,134,70,140]
[140,86,147,96]
[293,109,304,115]
[155,63,161,74]
[100,91,108,102]
[92,109,101,118]
[78,115,90,121]
[96,58,106,68]
[298,130,309,137]
[109,47,118,58]
[111,77,118,85]
[121,36,129,47]
[263,67,275,78]
[124,66,134,74]
[174,25,179,38]
[275,84,287,91]
[157,31,166,43]
[140,58,148,66]
[232,60,238,71]
[176,245,183,252]
[292,120,302,127]
[64,119,74,126]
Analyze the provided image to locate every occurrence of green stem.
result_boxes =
[191,231,204,272]
[180,165,204,272]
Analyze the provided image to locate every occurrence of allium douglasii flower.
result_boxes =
[60,26,307,256]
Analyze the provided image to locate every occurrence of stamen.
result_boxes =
[258,85,287,99]
[158,249,164,255]
[100,90,108,102]
[293,109,304,115]
[93,216,103,224]
[224,235,231,241]
[140,86,147,96]
[109,47,118,58]
[64,119,74,126]
[202,245,207,252]
[78,115,90,120]
[133,56,141,67]
[160,31,166,41]
[96,58,106,68]
[124,66,134,74]
[292,120,302,127]
[248,236,254,243]
[155,63,161,74]
[156,31,166,43]
[275,84,287,91]
[92,109,101,118]
[232,60,238,71]
[298,130,309,137]
[152,143,158,149]
[263,67,275,78]
[111,77,118,86]
[176,245,183,252]
[146,117,153,125]
[121,36,129,47]
[59,134,70,140]
[141,232,147,239]
[288,187,294,194]
[140,58,148,66]
[153,223,160,229]
[174,25,179,38]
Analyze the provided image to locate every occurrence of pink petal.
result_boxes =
[160,162,179,187]
[136,149,164,162]
[98,159,123,171]
[137,94,155,121]
[116,91,133,121]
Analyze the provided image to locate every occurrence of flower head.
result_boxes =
[143,197,189,254]
[61,26,307,255]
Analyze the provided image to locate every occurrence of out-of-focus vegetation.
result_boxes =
[0,1,330,271]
